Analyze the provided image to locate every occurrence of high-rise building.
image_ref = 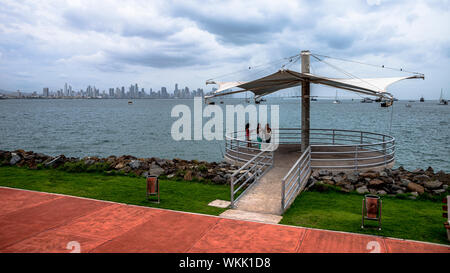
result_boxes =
[43,87,49,97]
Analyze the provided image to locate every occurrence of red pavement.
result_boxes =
[0,187,448,253]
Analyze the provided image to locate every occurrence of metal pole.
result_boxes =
[230,176,235,208]
[301,50,311,152]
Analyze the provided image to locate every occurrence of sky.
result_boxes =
[0,0,449,99]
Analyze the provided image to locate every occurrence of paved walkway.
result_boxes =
[0,187,448,253]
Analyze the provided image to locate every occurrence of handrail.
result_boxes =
[230,149,274,208]
[281,146,311,212]
[225,128,395,171]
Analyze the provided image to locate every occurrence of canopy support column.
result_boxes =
[301,50,311,152]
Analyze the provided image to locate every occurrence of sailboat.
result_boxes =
[438,89,448,105]
[333,91,341,104]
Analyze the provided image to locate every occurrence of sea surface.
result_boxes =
[0,98,449,171]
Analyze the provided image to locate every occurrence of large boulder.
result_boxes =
[356,186,369,194]
[129,160,141,170]
[10,153,21,165]
[149,162,165,176]
[407,182,424,194]
[368,179,384,188]
[423,180,442,190]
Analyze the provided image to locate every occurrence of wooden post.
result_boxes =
[301,50,310,152]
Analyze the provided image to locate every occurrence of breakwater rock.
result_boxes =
[0,150,239,185]
[309,166,450,198]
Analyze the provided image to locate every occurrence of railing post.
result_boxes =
[332,129,335,145]
[355,145,359,171]
[383,135,386,168]
[360,131,363,144]
[281,178,285,212]
[230,176,235,208]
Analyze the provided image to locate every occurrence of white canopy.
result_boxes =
[205,69,424,99]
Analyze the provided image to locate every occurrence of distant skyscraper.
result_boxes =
[43,87,49,97]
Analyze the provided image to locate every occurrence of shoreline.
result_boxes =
[1,149,449,199]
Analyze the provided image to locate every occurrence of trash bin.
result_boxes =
[146,175,160,203]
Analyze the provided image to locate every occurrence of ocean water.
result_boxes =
[0,98,448,171]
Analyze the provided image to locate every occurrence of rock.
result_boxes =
[400,179,411,187]
[84,158,96,165]
[425,166,434,174]
[114,162,125,170]
[410,192,419,197]
[167,173,175,178]
[360,171,378,179]
[412,168,424,175]
[184,171,193,181]
[212,175,226,184]
[149,162,165,176]
[424,180,442,190]
[395,189,404,194]
[333,175,345,184]
[413,174,430,183]
[346,172,359,184]
[369,179,384,187]
[343,184,355,191]
[318,170,330,176]
[443,184,448,190]
[9,153,21,165]
[377,190,387,195]
[129,160,141,169]
[407,182,424,194]
[379,171,388,177]
[356,186,369,194]
[432,189,446,195]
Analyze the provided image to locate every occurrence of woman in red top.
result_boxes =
[245,123,250,147]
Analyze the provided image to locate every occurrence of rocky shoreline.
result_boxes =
[309,167,450,198]
[1,149,449,198]
[0,150,239,185]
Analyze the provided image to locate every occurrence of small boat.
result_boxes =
[438,89,448,105]
[361,97,373,103]
[311,96,318,101]
[255,98,266,104]
[419,96,424,102]
[333,91,341,104]
[128,101,133,104]
[380,99,393,107]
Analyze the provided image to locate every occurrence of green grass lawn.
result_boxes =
[0,166,230,216]
[280,188,449,245]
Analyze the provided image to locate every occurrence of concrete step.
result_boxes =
[219,209,283,224]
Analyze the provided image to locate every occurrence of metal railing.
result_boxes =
[225,128,395,170]
[230,149,274,208]
[281,146,311,212]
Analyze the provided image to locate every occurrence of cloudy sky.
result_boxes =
[0,0,449,99]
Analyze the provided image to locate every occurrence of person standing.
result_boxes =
[245,123,250,148]
[264,124,272,143]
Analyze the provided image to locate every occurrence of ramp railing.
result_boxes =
[230,149,274,208]
[281,146,312,213]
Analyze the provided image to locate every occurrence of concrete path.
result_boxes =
[1,187,448,253]
[224,145,303,221]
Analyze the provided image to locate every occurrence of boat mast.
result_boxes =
[301,50,311,152]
